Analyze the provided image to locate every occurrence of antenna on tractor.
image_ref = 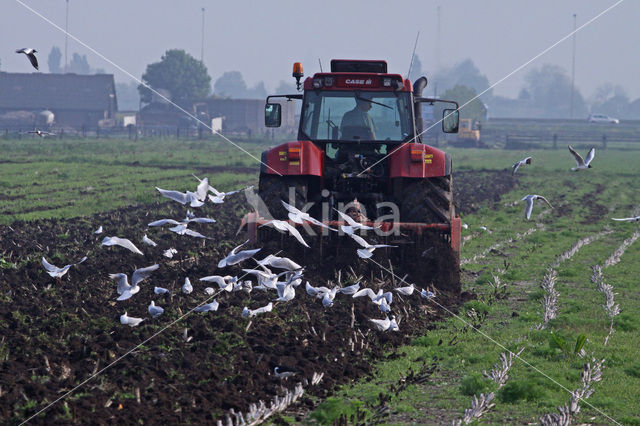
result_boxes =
[406,30,421,79]
[318,58,323,73]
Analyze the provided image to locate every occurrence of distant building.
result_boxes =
[139,97,296,136]
[0,72,117,129]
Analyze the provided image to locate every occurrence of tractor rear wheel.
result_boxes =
[400,175,454,223]
[258,174,308,220]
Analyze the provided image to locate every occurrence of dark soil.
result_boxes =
[0,170,514,425]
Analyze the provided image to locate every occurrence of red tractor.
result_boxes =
[247,59,461,293]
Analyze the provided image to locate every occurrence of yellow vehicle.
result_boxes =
[452,118,486,148]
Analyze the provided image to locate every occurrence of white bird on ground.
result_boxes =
[194,299,219,313]
[155,187,204,207]
[204,287,215,295]
[521,194,553,220]
[256,254,302,271]
[338,282,361,295]
[275,282,295,302]
[199,275,236,292]
[163,248,177,258]
[612,215,640,223]
[462,223,469,230]
[388,316,400,331]
[274,366,297,379]
[395,284,415,296]
[154,286,170,295]
[101,236,144,255]
[182,277,193,294]
[110,264,159,301]
[94,226,103,234]
[568,145,595,171]
[348,233,397,259]
[217,240,261,268]
[334,209,381,234]
[141,234,157,247]
[369,316,391,331]
[120,312,144,327]
[379,297,391,313]
[241,302,273,318]
[260,220,310,248]
[281,200,336,230]
[41,256,87,278]
[420,289,436,299]
[148,301,164,318]
[512,157,532,175]
[16,48,39,69]
[353,287,393,305]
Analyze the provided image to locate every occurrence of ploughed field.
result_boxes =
[0,161,514,424]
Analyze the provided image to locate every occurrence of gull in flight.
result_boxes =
[148,212,216,228]
[275,282,295,302]
[612,215,640,223]
[194,299,219,313]
[274,366,297,379]
[141,234,157,247]
[182,277,193,294]
[120,312,144,327]
[256,254,302,271]
[335,208,381,234]
[168,223,211,239]
[242,267,284,290]
[41,256,87,279]
[338,282,361,295]
[378,297,391,313]
[16,48,39,70]
[27,129,55,138]
[155,187,205,208]
[521,194,553,220]
[568,145,595,171]
[281,200,336,230]
[94,226,103,235]
[101,236,144,255]
[512,157,532,175]
[154,286,170,295]
[241,302,273,318]
[260,220,310,248]
[321,287,340,307]
[110,264,159,301]
[148,301,164,318]
[305,281,331,298]
[163,248,177,258]
[218,240,261,268]
[353,287,393,305]
[192,174,252,204]
[394,284,415,296]
[199,275,237,292]
[348,233,397,259]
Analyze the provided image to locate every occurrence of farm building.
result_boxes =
[0,72,118,130]
[139,97,297,136]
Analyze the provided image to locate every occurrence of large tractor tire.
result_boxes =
[400,175,454,223]
[258,174,308,220]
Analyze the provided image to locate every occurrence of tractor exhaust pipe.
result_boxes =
[413,76,428,136]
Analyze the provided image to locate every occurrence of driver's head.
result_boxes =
[356,95,372,111]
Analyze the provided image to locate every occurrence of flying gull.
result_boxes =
[94,226,103,235]
[217,240,261,268]
[260,220,310,248]
[348,233,397,259]
[16,48,39,70]
[163,248,177,258]
[101,236,144,255]
[611,215,640,223]
[335,208,381,234]
[281,200,336,230]
[41,256,87,279]
[512,157,532,175]
[109,264,159,301]
[256,254,302,271]
[521,194,553,220]
[568,145,595,171]
[141,234,157,247]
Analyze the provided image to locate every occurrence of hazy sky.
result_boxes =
[1,0,638,100]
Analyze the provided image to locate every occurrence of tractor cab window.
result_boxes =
[301,91,412,142]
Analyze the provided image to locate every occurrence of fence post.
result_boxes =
[552,133,558,149]
[602,134,607,150]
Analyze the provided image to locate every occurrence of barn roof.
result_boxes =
[0,72,117,111]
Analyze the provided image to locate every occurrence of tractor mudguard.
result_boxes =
[260,141,324,176]
[388,143,451,178]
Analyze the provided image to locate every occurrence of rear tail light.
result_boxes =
[288,147,301,160]
[410,149,423,162]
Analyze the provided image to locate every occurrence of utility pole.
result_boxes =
[201,7,205,62]
[64,0,70,72]
[570,13,577,119]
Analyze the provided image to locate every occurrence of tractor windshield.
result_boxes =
[300,91,413,142]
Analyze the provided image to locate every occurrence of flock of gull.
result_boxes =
[41,175,436,339]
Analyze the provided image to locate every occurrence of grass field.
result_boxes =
[1,138,639,424]
[309,147,640,425]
